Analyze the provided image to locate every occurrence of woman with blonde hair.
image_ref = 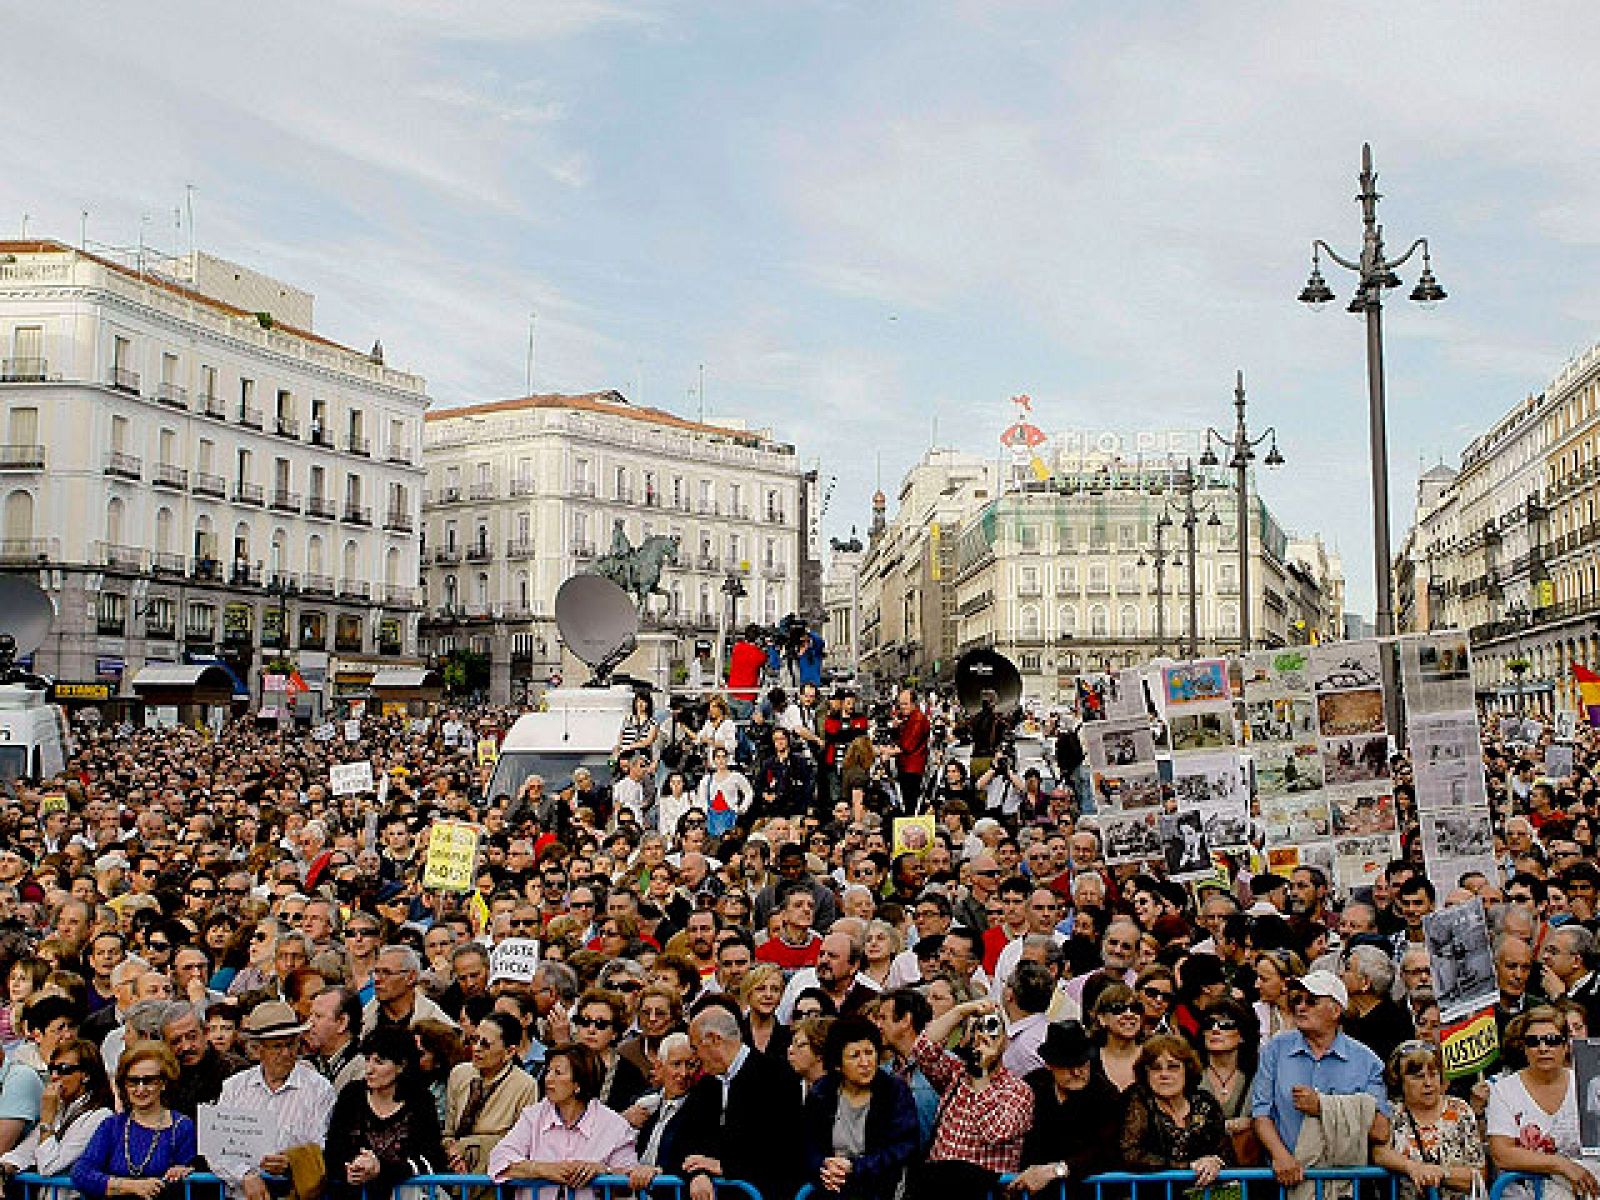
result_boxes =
[861,920,902,990]
[1252,949,1305,1049]
[70,1044,194,1199]
[742,962,789,1059]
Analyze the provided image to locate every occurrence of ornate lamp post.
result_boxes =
[1299,144,1446,638]
[1199,371,1283,651]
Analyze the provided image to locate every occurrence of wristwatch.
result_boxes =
[1054,1163,1068,1180]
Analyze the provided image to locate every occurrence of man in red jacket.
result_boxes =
[726,625,766,717]
[886,687,931,810]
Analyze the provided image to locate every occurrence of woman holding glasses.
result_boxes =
[70,1045,195,1200]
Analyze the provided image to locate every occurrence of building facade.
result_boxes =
[418,392,808,701]
[0,240,428,711]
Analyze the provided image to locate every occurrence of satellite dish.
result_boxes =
[0,576,53,687]
[954,648,1023,714]
[555,575,639,686]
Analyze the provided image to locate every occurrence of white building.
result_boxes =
[0,239,428,712]
[419,391,809,701]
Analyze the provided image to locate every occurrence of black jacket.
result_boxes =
[666,1047,803,1200]
[323,1081,445,1200]
[801,1071,920,1200]
[1021,1065,1125,1181]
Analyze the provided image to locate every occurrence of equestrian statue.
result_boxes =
[593,520,680,612]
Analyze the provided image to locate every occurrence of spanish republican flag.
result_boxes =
[1573,663,1600,725]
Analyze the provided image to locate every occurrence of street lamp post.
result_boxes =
[1149,462,1222,660]
[1200,370,1284,652]
[1142,520,1172,657]
[1299,143,1446,638]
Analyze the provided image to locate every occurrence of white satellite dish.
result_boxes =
[555,575,639,685]
[0,576,54,686]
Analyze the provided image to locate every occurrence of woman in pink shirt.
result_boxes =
[487,1044,638,1200]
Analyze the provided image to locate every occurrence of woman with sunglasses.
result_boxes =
[70,1044,195,1200]
[0,1038,112,1182]
[1091,982,1146,1092]
[225,917,281,997]
[1195,998,1263,1166]
[1135,966,1177,1038]
[1373,1041,1484,1200]
[572,990,649,1112]
[1487,1007,1600,1200]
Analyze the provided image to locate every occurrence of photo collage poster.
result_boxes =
[1402,633,1498,889]
[1086,689,1165,867]
[1157,658,1246,878]
[1308,641,1398,891]
[1243,647,1334,883]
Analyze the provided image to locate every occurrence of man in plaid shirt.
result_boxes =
[910,995,1035,1198]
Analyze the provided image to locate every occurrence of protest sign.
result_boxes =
[1576,1039,1600,1154]
[311,722,337,743]
[423,821,480,892]
[198,1104,275,1166]
[489,937,542,983]
[1440,1008,1499,1079]
[1557,710,1578,742]
[1424,899,1497,1021]
[328,761,374,796]
[344,719,362,743]
[892,815,936,859]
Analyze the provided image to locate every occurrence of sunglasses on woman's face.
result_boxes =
[1203,1018,1239,1032]
[1526,1033,1567,1048]
[1101,1003,1138,1016]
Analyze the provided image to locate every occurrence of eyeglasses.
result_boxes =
[1202,1018,1239,1032]
[610,980,642,993]
[1100,1002,1138,1016]
[542,879,568,889]
[223,887,251,898]
[569,900,595,909]
[125,1075,164,1088]
[48,1063,83,1076]
[572,1015,614,1030]
[971,869,1001,878]
[189,887,216,898]
[1526,1033,1568,1048]
[1288,992,1317,1008]
[1140,987,1173,1002]
[793,1007,823,1020]
[469,1036,502,1049]
[147,940,172,952]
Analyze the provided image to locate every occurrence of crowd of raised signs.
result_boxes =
[0,689,1595,1200]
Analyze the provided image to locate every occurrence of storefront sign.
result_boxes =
[50,681,113,703]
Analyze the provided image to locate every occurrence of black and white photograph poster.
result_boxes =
[1576,1038,1600,1155]
[1159,808,1212,879]
[1423,899,1497,1022]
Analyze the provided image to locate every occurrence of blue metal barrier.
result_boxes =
[1487,1174,1547,1200]
[11,1172,764,1200]
[797,1166,1426,1200]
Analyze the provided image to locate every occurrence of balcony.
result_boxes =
[309,426,333,448]
[302,573,334,597]
[1018,582,1042,596]
[345,434,370,457]
[384,510,414,533]
[109,367,140,395]
[570,480,596,498]
[0,357,47,382]
[238,405,263,430]
[435,486,463,505]
[96,614,126,636]
[267,571,298,592]
[342,504,372,525]
[305,496,336,520]
[184,623,216,643]
[193,471,226,498]
[151,463,188,490]
[230,563,262,587]
[192,558,223,583]
[0,538,50,564]
[233,481,264,506]
[1056,580,1079,595]
[270,489,301,513]
[340,580,371,600]
[510,478,537,497]
[506,539,535,560]
[765,563,788,579]
[434,547,463,565]
[697,500,719,516]
[470,482,497,501]
[672,497,691,513]
[274,415,300,439]
[730,505,750,520]
[198,392,226,420]
[156,382,188,411]
[145,615,175,640]
[151,551,186,577]
[0,445,45,470]
[387,444,414,465]
[643,491,660,508]
[766,510,787,525]
[571,540,596,559]
[96,542,145,571]
[104,452,142,481]
[614,486,635,504]
[382,584,414,606]
[466,544,493,562]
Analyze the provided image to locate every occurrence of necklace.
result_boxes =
[1207,1064,1240,1093]
[123,1115,168,1178]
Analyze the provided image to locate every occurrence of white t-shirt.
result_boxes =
[1486,1069,1595,1200]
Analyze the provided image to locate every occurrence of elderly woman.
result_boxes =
[1487,1006,1600,1200]
[1340,944,1413,1065]
[861,920,901,990]
[1372,1041,1484,1200]
[572,989,649,1112]
[789,1016,835,1100]
[488,1043,637,1200]
[70,1044,196,1200]
[1195,998,1261,1163]
[800,1016,920,1200]
[1119,1034,1230,1184]
[0,1038,113,1182]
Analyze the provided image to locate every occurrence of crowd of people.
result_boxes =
[0,676,1595,1200]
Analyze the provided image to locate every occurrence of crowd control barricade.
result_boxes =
[1487,1173,1548,1200]
[796,1166,1432,1200]
[14,1173,764,1200]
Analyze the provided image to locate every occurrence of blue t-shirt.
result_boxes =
[0,1059,42,1126]
[798,631,825,685]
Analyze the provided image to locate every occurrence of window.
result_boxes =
[1089,605,1109,636]
[110,415,129,453]
[1119,605,1139,637]
[7,407,37,446]
[1118,524,1136,550]
[1059,605,1077,636]
[1020,605,1041,638]
[1118,563,1137,589]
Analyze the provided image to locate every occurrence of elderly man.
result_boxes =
[1064,917,1140,1005]
[212,1001,336,1200]
[1494,933,1541,1031]
[1251,970,1388,1186]
[162,1000,246,1116]
[953,851,1001,932]
[990,887,1067,1000]
[1000,960,1056,1076]
[303,987,365,1092]
[777,929,874,1020]
[627,1031,699,1191]
[362,944,455,1034]
[1542,923,1600,1030]
[667,1006,802,1200]
[1339,944,1411,1064]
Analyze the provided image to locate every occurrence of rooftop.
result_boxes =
[426,390,790,451]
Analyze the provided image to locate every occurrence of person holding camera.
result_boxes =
[882,689,931,811]
[908,997,1033,1199]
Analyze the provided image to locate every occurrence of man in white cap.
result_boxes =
[1250,969,1388,1186]
[211,1000,335,1200]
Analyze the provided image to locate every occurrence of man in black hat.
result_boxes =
[1012,1020,1122,1195]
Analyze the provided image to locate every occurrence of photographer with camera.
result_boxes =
[823,690,870,804]
[909,997,1033,1198]
[964,690,1009,781]
[881,688,931,811]
[975,753,1026,819]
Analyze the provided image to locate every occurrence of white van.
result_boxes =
[0,685,68,783]
[485,685,636,802]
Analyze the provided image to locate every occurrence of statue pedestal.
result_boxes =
[621,632,678,695]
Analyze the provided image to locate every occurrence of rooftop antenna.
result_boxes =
[79,211,88,250]
[698,363,705,423]
[525,311,536,396]
[185,184,196,266]
[20,214,28,239]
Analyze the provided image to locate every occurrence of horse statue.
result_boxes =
[593,522,680,612]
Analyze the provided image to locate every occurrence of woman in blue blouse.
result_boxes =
[71,1044,196,1200]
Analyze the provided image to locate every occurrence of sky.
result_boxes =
[7,2,1600,617]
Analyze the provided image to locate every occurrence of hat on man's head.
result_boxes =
[1038,1020,1094,1068]
[1290,969,1349,1010]
[240,1000,307,1040]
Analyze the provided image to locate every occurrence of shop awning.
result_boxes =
[130,664,237,704]
[370,668,441,690]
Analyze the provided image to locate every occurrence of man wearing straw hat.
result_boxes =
[210,1001,335,1200]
